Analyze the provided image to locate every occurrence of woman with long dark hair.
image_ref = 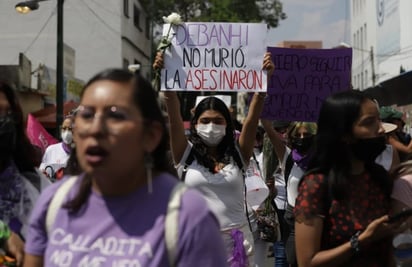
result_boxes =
[0,81,50,265]
[155,51,274,266]
[295,90,400,267]
[24,69,226,266]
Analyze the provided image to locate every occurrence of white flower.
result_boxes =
[162,12,182,25]
[128,64,140,73]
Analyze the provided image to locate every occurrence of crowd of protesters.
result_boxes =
[0,35,411,267]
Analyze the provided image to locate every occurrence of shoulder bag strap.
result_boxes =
[180,149,194,182]
[165,182,187,267]
[45,176,77,235]
[284,153,294,185]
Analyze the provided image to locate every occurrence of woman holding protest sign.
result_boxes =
[260,118,317,267]
[153,51,274,266]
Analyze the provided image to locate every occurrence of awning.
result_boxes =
[364,71,412,106]
[31,100,79,129]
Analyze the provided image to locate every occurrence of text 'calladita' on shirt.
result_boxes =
[48,228,153,267]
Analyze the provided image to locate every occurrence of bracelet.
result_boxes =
[0,221,11,249]
[350,231,361,254]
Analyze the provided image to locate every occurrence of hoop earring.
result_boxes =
[144,153,154,193]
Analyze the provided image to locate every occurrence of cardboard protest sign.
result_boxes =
[161,22,268,92]
[261,47,352,122]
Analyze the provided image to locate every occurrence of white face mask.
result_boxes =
[61,130,73,144]
[196,123,226,146]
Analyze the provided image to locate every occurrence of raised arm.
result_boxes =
[153,52,188,164]
[260,118,287,163]
[388,134,412,154]
[238,52,274,163]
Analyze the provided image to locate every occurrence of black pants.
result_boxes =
[284,204,298,267]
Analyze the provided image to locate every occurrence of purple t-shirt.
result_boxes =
[25,173,227,267]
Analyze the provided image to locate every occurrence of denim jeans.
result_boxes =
[274,241,288,267]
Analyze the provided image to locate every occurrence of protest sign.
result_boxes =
[26,114,58,154]
[161,22,268,92]
[261,47,352,122]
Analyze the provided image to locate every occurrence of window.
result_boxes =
[352,33,358,57]
[361,72,364,90]
[145,17,151,39]
[360,26,363,50]
[123,0,129,18]
[134,5,141,30]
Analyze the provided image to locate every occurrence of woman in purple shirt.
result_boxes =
[24,69,227,267]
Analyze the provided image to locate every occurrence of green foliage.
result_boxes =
[141,0,286,28]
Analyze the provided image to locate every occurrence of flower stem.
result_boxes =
[166,24,172,40]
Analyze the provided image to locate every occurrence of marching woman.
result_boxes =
[295,90,402,267]
[24,69,226,266]
[154,51,274,266]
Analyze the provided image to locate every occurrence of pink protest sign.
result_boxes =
[26,113,58,153]
[261,47,352,122]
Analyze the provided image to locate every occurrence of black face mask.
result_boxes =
[350,135,386,163]
[0,115,16,159]
[290,135,314,154]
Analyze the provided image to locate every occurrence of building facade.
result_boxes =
[350,0,412,90]
[0,0,151,84]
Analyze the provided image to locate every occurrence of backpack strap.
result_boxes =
[252,152,263,177]
[180,148,195,182]
[284,153,294,185]
[233,143,256,233]
[165,182,188,267]
[45,176,77,234]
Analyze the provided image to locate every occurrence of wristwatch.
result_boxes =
[350,231,361,254]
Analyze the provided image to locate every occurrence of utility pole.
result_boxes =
[56,0,64,136]
[370,46,376,87]
[149,0,154,81]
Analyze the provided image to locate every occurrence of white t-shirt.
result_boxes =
[286,164,304,207]
[273,148,290,210]
[39,142,70,176]
[280,148,305,207]
[176,143,246,229]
